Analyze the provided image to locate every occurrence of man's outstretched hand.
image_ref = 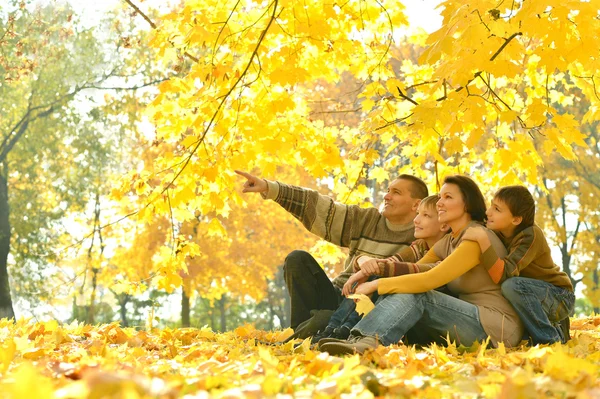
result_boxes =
[235,170,268,194]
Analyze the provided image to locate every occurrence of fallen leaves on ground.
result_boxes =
[0,316,599,398]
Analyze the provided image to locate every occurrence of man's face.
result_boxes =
[382,179,419,224]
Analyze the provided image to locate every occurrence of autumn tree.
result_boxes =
[535,135,600,314]
[0,1,167,319]
[175,168,342,327]
[114,0,600,302]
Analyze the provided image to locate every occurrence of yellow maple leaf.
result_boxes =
[369,167,389,184]
[2,363,54,399]
[544,350,598,382]
[347,294,375,316]
[0,339,15,374]
[207,217,226,237]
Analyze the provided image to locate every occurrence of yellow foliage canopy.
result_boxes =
[114,0,600,295]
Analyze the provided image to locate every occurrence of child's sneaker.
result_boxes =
[332,326,351,340]
[311,326,335,344]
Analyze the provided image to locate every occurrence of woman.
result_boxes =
[319,175,525,355]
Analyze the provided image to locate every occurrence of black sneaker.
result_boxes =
[332,326,351,340]
[311,326,335,344]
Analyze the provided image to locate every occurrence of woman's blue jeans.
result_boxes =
[351,290,489,347]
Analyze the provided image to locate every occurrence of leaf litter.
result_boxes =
[0,316,598,398]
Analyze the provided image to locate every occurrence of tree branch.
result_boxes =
[369,0,394,76]
[122,0,199,63]
[569,219,581,253]
[478,74,514,111]
[164,0,279,192]
[375,113,413,131]
[1,97,32,157]
[0,81,96,163]
[310,108,362,116]
[123,0,156,28]
[212,0,241,61]
[435,32,521,101]
[490,32,522,61]
[82,77,170,91]
[406,80,439,90]
[473,9,491,32]
[397,86,418,105]
[0,105,56,164]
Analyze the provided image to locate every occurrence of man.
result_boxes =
[235,170,429,329]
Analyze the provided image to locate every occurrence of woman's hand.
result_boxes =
[354,280,378,296]
[343,270,368,296]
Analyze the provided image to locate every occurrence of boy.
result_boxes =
[462,186,575,344]
[312,195,448,343]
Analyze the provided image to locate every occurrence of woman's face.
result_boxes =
[437,183,467,225]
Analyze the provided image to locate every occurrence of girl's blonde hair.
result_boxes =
[419,194,439,211]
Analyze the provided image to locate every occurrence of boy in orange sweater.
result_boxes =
[463,186,574,344]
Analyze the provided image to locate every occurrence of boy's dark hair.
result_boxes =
[419,194,439,211]
[398,174,429,199]
[494,185,535,234]
[442,175,487,223]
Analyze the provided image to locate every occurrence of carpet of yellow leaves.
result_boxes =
[0,317,599,398]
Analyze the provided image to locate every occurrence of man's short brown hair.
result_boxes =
[397,174,429,199]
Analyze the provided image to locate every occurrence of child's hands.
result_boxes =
[462,226,486,243]
[354,280,378,296]
[359,258,383,276]
[462,226,491,252]
[342,270,368,296]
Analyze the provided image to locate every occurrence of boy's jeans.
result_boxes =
[501,277,575,344]
[350,291,489,347]
[326,276,380,331]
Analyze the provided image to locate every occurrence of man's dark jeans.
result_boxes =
[283,250,343,329]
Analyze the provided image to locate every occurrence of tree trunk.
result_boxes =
[266,282,275,331]
[181,288,190,327]
[210,307,215,331]
[87,268,98,324]
[219,295,227,332]
[0,174,15,320]
[560,245,578,290]
[118,294,130,327]
[201,297,216,330]
[593,267,600,315]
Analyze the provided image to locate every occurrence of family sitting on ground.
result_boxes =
[235,170,575,355]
